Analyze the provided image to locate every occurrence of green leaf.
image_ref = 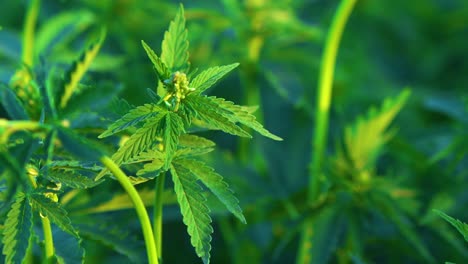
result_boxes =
[434,210,468,242]
[110,111,167,166]
[175,159,246,223]
[160,112,185,169]
[178,134,215,149]
[374,192,435,263]
[0,83,29,120]
[161,4,190,73]
[141,40,171,81]
[136,157,165,178]
[76,188,176,214]
[76,222,145,263]
[190,63,239,94]
[2,193,33,264]
[30,193,78,237]
[44,168,102,189]
[99,103,163,138]
[347,89,410,169]
[59,28,106,109]
[35,10,96,56]
[171,163,212,264]
[184,95,251,138]
[52,227,84,264]
[57,127,103,161]
[207,96,283,140]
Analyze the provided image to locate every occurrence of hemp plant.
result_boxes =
[97,4,282,264]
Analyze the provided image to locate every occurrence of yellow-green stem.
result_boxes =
[41,217,54,264]
[22,0,40,66]
[153,173,165,260]
[100,156,159,264]
[297,0,357,263]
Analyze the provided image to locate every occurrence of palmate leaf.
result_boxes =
[175,158,246,224]
[76,222,145,263]
[159,112,185,169]
[2,193,33,264]
[59,28,106,109]
[184,94,251,138]
[434,210,468,242]
[343,89,410,172]
[0,83,29,120]
[98,103,163,138]
[52,227,84,264]
[161,4,190,73]
[185,95,282,140]
[44,168,102,189]
[190,63,239,94]
[141,40,171,81]
[207,96,283,140]
[30,193,78,237]
[171,163,213,264]
[111,111,167,166]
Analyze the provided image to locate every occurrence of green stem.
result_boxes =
[153,173,165,260]
[297,0,357,263]
[100,156,159,264]
[26,163,55,264]
[41,217,54,264]
[22,0,40,66]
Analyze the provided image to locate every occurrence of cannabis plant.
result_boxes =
[97,4,282,264]
[1,2,281,264]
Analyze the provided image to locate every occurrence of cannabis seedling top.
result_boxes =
[98,4,282,264]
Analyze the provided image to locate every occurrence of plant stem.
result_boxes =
[297,0,357,263]
[41,217,54,264]
[153,173,165,260]
[26,163,55,264]
[100,156,159,264]
[22,0,40,67]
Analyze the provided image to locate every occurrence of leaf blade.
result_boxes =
[176,159,246,223]
[190,63,239,94]
[2,193,33,264]
[30,193,78,237]
[171,163,212,264]
[161,4,190,73]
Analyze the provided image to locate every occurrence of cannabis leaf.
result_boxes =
[175,158,246,224]
[60,28,106,109]
[190,63,239,94]
[2,193,33,264]
[171,163,213,264]
[161,4,190,73]
[185,95,282,140]
[159,112,185,169]
[111,111,167,166]
[333,89,410,181]
[30,193,79,237]
[434,210,468,242]
[99,103,164,138]
[141,40,171,82]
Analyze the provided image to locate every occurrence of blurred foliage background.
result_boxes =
[0,0,467,263]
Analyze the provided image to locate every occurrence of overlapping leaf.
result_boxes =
[141,40,170,81]
[175,158,246,223]
[159,112,185,169]
[190,63,239,94]
[99,103,163,138]
[171,164,212,264]
[2,193,32,264]
[184,95,250,138]
[161,4,190,73]
[30,193,78,237]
